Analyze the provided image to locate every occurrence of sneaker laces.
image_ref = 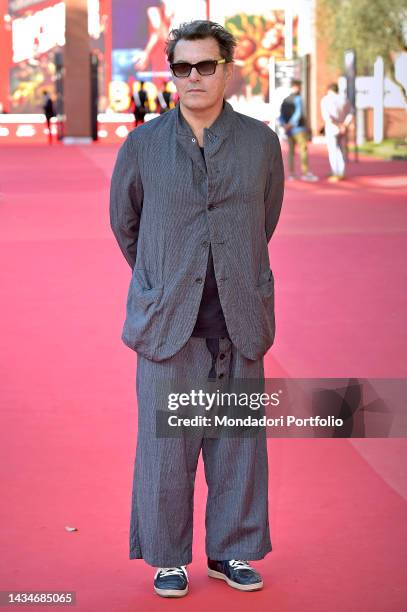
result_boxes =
[155,565,187,579]
[229,559,252,571]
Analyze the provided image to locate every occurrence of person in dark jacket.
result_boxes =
[110,20,284,598]
[42,90,55,144]
[156,81,176,113]
[279,79,318,181]
[131,81,149,127]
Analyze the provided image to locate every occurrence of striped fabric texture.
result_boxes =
[110,101,284,362]
[130,335,272,566]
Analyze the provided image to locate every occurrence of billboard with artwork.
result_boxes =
[111,0,305,121]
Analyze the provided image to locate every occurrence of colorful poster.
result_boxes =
[8,0,107,114]
[112,0,207,84]
[228,13,297,103]
[9,54,55,113]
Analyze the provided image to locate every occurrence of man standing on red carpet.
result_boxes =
[110,20,284,598]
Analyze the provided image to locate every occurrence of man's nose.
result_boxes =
[188,67,201,81]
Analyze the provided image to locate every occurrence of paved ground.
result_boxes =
[1,142,406,611]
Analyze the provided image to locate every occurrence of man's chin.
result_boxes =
[182,99,210,112]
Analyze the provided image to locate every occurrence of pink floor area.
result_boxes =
[1,142,406,611]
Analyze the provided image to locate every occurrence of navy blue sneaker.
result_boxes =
[153,566,189,597]
[207,559,263,591]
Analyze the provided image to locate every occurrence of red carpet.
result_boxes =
[0,142,406,611]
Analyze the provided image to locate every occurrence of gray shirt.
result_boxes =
[110,101,284,362]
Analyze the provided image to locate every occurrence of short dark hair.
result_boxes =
[291,79,302,87]
[328,83,339,93]
[166,20,236,64]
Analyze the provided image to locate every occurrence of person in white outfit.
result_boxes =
[320,83,353,181]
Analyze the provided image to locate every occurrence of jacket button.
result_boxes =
[219,353,225,360]
[202,240,209,247]
[218,373,224,379]
[195,277,203,284]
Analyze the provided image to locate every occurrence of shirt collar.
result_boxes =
[176,100,235,140]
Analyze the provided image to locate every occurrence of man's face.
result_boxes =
[171,37,233,112]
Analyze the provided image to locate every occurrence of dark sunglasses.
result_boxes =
[170,58,228,78]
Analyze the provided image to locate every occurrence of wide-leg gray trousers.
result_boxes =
[129,336,272,567]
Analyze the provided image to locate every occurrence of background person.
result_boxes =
[131,81,149,127]
[42,90,55,144]
[321,82,353,181]
[156,81,176,113]
[279,79,318,182]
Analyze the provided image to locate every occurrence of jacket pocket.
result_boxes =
[256,268,274,299]
[122,269,164,355]
[132,283,164,306]
[131,268,163,301]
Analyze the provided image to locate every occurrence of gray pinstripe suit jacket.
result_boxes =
[110,101,284,362]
